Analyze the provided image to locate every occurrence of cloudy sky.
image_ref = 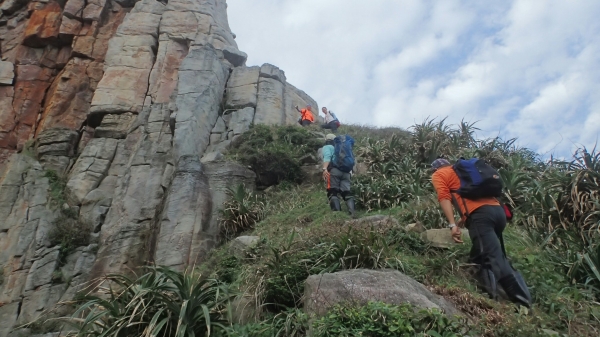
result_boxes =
[226,0,600,157]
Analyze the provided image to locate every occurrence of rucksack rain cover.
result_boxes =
[333,135,355,173]
[453,158,503,199]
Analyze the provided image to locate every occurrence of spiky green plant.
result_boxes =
[66,266,232,337]
[219,184,265,240]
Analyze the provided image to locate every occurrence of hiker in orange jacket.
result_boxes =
[430,158,530,307]
[295,104,315,126]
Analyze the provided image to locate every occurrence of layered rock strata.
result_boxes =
[0,0,317,334]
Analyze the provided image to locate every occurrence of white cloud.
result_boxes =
[226,0,600,157]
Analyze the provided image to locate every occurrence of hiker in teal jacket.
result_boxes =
[322,133,355,216]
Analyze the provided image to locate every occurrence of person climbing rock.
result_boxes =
[322,133,356,217]
[430,158,531,307]
[320,107,341,132]
[295,104,315,126]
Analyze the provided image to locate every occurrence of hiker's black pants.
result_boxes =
[298,119,312,126]
[320,121,339,132]
[467,205,513,280]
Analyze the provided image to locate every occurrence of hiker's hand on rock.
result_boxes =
[451,226,463,243]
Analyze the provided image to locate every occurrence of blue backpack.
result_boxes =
[452,158,503,199]
[332,135,355,172]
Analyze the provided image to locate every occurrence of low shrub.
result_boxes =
[44,170,92,259]
[312,301,469,337]
[48,214,92,260]
[263,244,328,310]
[261,228,401,312]
[229,125,323,188]
[216,255,240,284]
[217,308,308,337]
[387,228,430,255]
[44,170,68,207]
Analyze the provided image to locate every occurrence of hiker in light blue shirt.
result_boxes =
[322,133,355,217]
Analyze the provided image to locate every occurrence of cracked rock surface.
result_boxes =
[0,0,318,335]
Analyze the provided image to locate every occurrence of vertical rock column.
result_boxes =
[86,0,172,277]
[254,64,287,125]
[154,45,230,269]
[0,154,98,334]
[90,0,247,274]
[151,0,246,269]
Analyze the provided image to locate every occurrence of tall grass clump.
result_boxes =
[219,184,265,240]
[66,266,232,337]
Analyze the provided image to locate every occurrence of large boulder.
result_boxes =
[304,269,462,318]
[228,235,259,258]
[300,165,322,185]
[344,215,399,229]
[421,228,470,248]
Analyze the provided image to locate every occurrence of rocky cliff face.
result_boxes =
[0,0,317,334]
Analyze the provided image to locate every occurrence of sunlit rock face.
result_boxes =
[0,0,317,334]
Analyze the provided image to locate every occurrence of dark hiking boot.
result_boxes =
[475,266,498,300]
[329,196,341,211]
[499,273,532,308]
[345,197,356,218]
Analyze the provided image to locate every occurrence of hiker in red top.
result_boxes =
[430,158,531,308]
[295,104,315,126]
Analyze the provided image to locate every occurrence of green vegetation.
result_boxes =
[66,266,232,337]
[210,121,600,336]
[44,170,92,259]
[21,139,37,158]
[219,184,265,240]
[312,302,468,337]
[45,170,69,207]
[62,121,600,336]
[228,125,323,188]
[48,214,92,261]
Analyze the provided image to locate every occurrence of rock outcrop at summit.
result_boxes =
[0,0,317,334]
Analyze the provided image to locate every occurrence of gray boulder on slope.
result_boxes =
[304,269,462,318]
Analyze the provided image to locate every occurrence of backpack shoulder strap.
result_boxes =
[450,190,470,219]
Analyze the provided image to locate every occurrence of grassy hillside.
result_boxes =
[57,121,600,337]
[213,121,600,336]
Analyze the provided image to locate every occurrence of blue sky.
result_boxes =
[226,0,600,158]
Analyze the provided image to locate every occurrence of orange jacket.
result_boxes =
[300,109,315,122]
[431,166,499,219]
